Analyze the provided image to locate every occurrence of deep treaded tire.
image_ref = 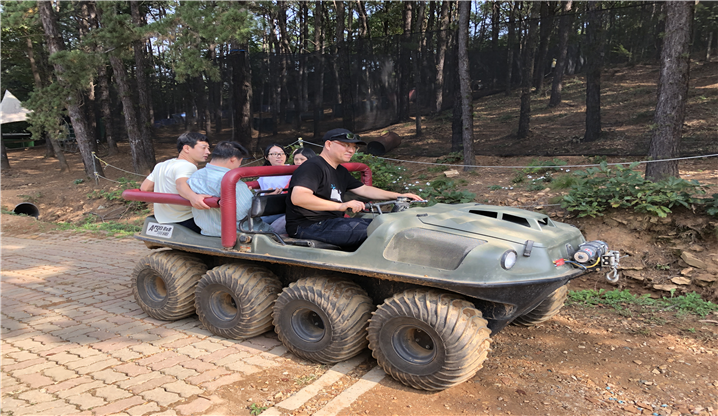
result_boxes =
[511,285,568,327]
[273,277,373,364]
[195,263,282,339]
[131,251,206,320]
[367,290,491,391]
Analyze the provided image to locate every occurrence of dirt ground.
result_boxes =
[2,62,718,415]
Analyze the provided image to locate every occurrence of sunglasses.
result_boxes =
[329,132,360,141]
[332,141,359,151]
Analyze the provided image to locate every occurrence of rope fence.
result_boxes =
[91,142,718,187]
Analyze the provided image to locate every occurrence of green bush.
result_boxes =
[87,177,146,212]
[350,152,407,192]
[549,174,579,190]
[704,194,718,217]
[561,162,706,217]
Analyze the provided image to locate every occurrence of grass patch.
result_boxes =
[294,374,317,385]
[568,289,718,317]
[57,216,142,237]
[249,403,267,416]
[549,174,579,190]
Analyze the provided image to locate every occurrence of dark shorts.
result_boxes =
[293,217,373,250]
[176,218,202,234]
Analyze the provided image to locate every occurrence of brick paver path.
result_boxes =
[2,233,364,416]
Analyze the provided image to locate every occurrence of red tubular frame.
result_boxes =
[122,163,372,248]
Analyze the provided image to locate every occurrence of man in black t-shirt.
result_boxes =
[285,128,422,250]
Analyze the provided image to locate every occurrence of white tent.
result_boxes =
[1,90,32,124]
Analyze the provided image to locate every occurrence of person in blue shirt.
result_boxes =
[187,141,271,236]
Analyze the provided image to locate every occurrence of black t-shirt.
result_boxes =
[285,156,364,235]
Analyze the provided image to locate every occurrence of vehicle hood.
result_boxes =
[414,204,582,248]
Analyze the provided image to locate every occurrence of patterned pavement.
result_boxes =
[1,233,384,416]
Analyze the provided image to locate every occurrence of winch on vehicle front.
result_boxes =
[563,240,621,283]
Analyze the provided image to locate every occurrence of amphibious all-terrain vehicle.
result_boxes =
[123,163,620,391]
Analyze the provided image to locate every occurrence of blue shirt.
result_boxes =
[187,164,270,236]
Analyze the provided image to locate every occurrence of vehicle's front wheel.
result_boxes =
[368,290,491,391]
[195,263,282,339]
[511,285,568,327]
[273,277,373,364]
[131,251,206,320]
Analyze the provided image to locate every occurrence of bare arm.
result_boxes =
[291,186,365,213]
[140,178,154,192]
[350,185,423,202]
[176,177,211,210]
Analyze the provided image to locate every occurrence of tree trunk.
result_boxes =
[79,2,99,152]
[549,1,573,108]
[413,1,425,136]
[458,0,474,171]
[1,139,11,170]
[534,1,556,96]
[706,31,714,62]
[313,2,325,139]
[232,47,255,152]
[26,34,70,169]
[517,3,539,139]
[97,63,117,155]
[109,54,152,174]
[434,1,450,113]
[38,0,102,180]
[450,34,462,153]
[300,3,309,113]
[505,2,518,96]
[130,1,154,165]
[583,2,604,142]
[356,0,369,38]
[335,0,354,130]
[396,2,413,122]
[489,1,500,90]
[645,1,694,181]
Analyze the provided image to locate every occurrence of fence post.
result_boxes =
[92,152,99,186]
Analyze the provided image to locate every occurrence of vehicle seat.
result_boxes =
[243,194,341,250]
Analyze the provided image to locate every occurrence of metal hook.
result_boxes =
[606,268,619,283]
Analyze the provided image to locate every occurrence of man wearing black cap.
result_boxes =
[285,128,422,250]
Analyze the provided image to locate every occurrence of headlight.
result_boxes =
[501,250,518,270]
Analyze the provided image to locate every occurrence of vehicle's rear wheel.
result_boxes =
[367,290,491,391]
[273,277,373,364]
[511,285,568,327]
[131,251,206,320]
[195,263,281,339]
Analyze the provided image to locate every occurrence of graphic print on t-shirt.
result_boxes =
[330,184,342,202]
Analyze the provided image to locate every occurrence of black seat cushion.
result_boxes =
[250,194,287,218]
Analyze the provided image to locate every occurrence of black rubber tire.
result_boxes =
[195,263,282,339]
[511,285,569,327]
[273,277,374,364]
[131,251,207,320]
[367,290,492,391]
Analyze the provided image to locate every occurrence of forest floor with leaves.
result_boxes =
[1,61,718,415]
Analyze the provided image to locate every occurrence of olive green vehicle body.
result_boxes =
[135,202,587,333]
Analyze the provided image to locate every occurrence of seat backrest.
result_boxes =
[250,194,287,218]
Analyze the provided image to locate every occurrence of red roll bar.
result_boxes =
[122,163,372,249]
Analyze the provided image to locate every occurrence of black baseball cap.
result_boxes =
[323,128,366,145]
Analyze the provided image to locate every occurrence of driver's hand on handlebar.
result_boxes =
[340,200,365,213]
[399,193,424,201]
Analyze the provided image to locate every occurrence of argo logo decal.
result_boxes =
[146,223,174,238]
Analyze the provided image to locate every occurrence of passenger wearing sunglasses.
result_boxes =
[285,128,422,250]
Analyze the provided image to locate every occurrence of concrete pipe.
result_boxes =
[13,202,39,218]
[367,131,401,156]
